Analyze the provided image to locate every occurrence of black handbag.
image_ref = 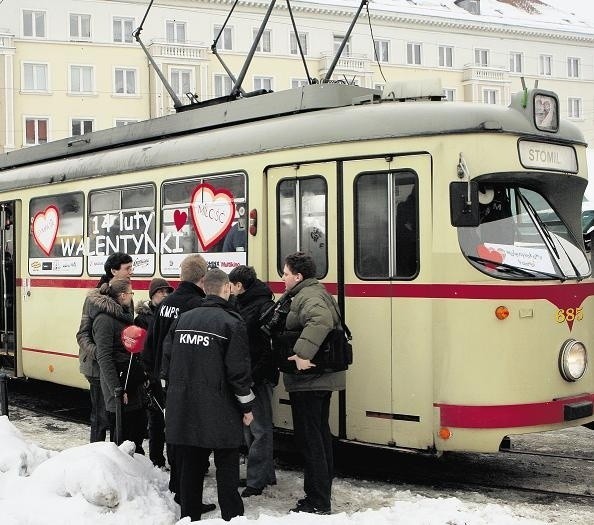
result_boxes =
[273,300,353,375]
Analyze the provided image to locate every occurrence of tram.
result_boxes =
[0,80,592,453]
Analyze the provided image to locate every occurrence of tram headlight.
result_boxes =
[558,339,587,382]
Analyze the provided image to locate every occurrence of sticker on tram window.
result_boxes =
[160,174,247,276]
[556,307,584,324]
[87,185,157,276]
[28,193,84,276]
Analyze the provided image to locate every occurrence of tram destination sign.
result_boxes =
[518,140,578,173]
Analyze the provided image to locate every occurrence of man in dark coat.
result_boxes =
[141,255,214,514]
[229,265,277,497]
[134,277,173,466]
[162,268,254,522]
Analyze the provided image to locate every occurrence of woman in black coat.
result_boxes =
[92,277,146,453]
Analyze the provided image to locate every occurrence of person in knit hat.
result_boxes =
[134,278,174,329]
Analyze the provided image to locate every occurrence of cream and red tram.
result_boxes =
[0,82,592,453]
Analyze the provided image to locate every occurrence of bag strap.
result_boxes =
[321,293,352,341]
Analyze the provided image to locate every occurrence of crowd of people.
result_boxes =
[76,250,345,521]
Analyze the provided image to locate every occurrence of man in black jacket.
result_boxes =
[141,254,214,514]
[229,265,277,497]
[162,268,254,522]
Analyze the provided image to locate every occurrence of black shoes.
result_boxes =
[241,486,263,497]
[201,503,216,513]
[290,498,331,515]
[238,478,247,487]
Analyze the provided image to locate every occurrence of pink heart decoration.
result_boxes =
[173,209,188,231]
[189,183,234,250]
[32,205,60,256]
[476,244,504,264]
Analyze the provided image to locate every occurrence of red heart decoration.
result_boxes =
[173,209,187,231]
[189,183,234,250]
[476,244,504,264]
[32,205,60,256]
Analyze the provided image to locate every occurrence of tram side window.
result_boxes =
[29,192,84,276]
[277,177,327,278]
[161,173,247,276]
[355,171,418,279]
[88,184,156,276]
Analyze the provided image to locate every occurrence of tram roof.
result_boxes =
[0,83,586,191]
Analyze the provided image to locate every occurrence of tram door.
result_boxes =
[265,162,340,434]
[342,156,434,450]
[0,202,17,375]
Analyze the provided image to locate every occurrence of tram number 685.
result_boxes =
[556,307,583,324]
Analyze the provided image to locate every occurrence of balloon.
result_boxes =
[121,325,147,354]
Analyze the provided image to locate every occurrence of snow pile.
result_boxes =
[0,415,54,475]
[0,415,582,524]
[0,417,176,525]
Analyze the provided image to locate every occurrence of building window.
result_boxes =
[70,65,93,94]
[483,89,497,104]
[114,68,137,95]
[254,76,272,91]
[25,118,48,145]
[442,88,455,101]
[214,74,232,97]
[115,119,138,127]
[113,17,134,43]
[69,14,91,40]
[166,20,186,43]
[253,28,271,53]
[23,63,48,92]
[290,31,308,55]
[374,40,389,63]
[334,35,351,55]
[474,48,489,67]
[567,57,580,78]
[291,79,309,89]
[214,25,232,51]
[568,98,582,119]
[407,42,422,65]
[71,119,93,136]
[23,10,46,38]
[439,45,453,67]
[510,52,523,73]
[171,68,192,98]
[539,55,552,76]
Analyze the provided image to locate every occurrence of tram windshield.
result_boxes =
[458,184,590,281]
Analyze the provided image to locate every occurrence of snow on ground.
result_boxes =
[2,409,594,525]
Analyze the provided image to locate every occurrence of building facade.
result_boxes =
[1,0,593,152]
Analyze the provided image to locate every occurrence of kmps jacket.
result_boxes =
[162,295,254,449]
[142,281,205,381]
[234,279,278,385]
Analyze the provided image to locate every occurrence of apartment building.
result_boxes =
[0,0,593,152]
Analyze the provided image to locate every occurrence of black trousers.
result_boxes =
[107,408,146,454]
[147,384,166,466]
[173,445,243,522]
[289,390,333,510]
[87,376,110,443]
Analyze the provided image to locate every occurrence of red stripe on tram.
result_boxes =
[435,394,594,428]
[22,347,78,358]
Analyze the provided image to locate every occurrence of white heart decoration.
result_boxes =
[190,183,234,250]
[33,205,60,256]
